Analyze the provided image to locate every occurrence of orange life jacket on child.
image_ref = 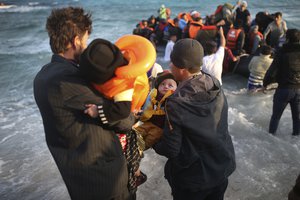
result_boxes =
[93,35,156,112]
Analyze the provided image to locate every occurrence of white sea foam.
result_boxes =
[28,2,40,6]
[0,123,16,130]
[0,133,17,144]
[2,5,49,13]
[0,37,50,55]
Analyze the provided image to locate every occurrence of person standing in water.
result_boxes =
[34,7,135,200]
[153,38,236,200]
[264,29,300,136]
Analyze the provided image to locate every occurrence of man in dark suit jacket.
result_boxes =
[34,7,135,200]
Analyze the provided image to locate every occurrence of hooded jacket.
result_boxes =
[153,73,236,191]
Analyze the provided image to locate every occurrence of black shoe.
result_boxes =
[292,132,299,136]
[136,171,147,187]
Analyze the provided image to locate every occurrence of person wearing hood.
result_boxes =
[153,38,236,200]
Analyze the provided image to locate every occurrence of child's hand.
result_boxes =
[84,104,98,118]
[132,109,143,120]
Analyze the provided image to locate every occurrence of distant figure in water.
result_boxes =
[247,45,273,92]
[202,26,226,85]
[158,4,167,20]
[164,31,177,62]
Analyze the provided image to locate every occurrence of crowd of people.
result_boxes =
[33,2,300,200]
[136,3,276,54]
[132,1,288,85]
[133,1,300,137]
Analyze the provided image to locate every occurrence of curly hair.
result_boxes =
[46,7,92,54]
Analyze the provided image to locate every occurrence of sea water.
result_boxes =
[0,0,300,199]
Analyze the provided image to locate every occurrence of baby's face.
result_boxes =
[158,79,177,95]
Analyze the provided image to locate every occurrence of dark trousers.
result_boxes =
[172,179,229,200]
[269,88,300,135]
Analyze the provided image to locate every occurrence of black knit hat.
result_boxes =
[170,38,204,69]
[154,70,176,89]
[79,38,127,84]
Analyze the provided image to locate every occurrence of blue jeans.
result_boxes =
[269,88,300,135]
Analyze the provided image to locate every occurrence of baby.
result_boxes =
[134,70,178,152]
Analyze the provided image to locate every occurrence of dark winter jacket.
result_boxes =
[264,43,300,89]
[33,55,135,200]
[153,73,236,191]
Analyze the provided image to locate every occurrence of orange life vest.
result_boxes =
[167,18,175,27]
[201,25,218,31]
[138,21,145,29]
[177,12,184,19]
[177,12,190,22]
[188,21,203,39]
[226,28,242,50]
[195,25,218,44]
[186,12,193,22]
